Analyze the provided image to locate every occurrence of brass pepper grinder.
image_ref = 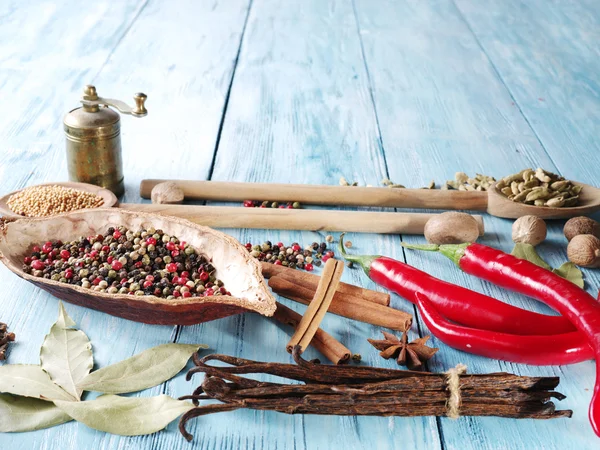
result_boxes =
[63,85,147,197]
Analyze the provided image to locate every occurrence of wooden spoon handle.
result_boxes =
[139,180,489,211]
[120,204,485,235]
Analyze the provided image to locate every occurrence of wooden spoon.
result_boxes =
[0,181,483,235]
[140,179,599,219]
[0,182,118,219]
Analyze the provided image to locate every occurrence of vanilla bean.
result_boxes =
[188,349,560,391]
[180,350,571,441]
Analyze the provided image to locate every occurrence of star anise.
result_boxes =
[0,322,15,361]
[367,331,438,370]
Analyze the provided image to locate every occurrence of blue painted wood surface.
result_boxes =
[1,0,599,448]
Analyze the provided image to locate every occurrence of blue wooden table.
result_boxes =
[1,0,599,448]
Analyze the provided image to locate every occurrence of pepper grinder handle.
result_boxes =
[80,86,148,118]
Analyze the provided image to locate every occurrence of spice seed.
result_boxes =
[8,185,104,217]
[23,226,231,299]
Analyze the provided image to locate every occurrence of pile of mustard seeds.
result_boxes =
[7,185,104,217]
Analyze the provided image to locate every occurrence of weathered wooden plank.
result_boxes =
[0,0,251,448]
[454,0,600,187]
[353,0,596,447]
[157,0,441,449]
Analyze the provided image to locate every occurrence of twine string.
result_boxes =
[445,363,467,419]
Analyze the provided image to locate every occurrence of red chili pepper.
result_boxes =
[403,242,600,437]
[415,292,593,365]
[338,234,575,335]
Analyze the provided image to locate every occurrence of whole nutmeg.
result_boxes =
[424,212,480,245]
[563,216,600,242]
[151,182,184,204]
[567,234,600,268]
[511,215,547,246]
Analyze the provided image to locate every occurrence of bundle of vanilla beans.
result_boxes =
[178,346,571,441]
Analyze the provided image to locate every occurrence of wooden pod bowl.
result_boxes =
[0,181,119,219]
[0,209,276,325]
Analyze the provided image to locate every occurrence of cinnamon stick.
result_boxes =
[269,276,412,331]
[287,259,344,353]
[261,261,390,306]
[272,302,350,365]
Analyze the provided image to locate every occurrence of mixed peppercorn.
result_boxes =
[243,200,301,209]
[245,240,335,271]
[22,226,230,299]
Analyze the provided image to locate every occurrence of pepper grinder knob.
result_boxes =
[132,93,148,117]
[83,85,98,99]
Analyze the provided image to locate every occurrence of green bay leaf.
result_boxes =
[40,302,93,400]
[553,262,585,288]
[77,343,206,394]
[54,394,194,436]
[0,365,76,402]
[511,243,553,271]
[0,394,72,432]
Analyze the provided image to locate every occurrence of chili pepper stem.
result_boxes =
[339,233,379,277]
[401,243,469,268]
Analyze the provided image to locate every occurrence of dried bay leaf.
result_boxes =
[0,394,72,432]
[0,365,76,402]
[78,343,207,394]
[40,302,93,400]
[553,262,585,288]
[54,394,194,436]
[511,243,553,271]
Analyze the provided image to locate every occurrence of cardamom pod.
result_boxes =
[503,170,529,185]
[501,186,513,196]
[546,197,565,207]
[512,188,533,202]
[535,168,551,183]
[564,196,579,207]
[525,187,550,202]
[511,181,520,196]
[534,199,546,206]
[522,169,534,182]
[455,172,469,184]
[571,185,583,195]
[550,180,568,191]
[523,179,540,189]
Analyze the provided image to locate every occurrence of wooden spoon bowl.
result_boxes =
[486,181,599,219]
[0,209,276,325]
[0,181,118,219]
